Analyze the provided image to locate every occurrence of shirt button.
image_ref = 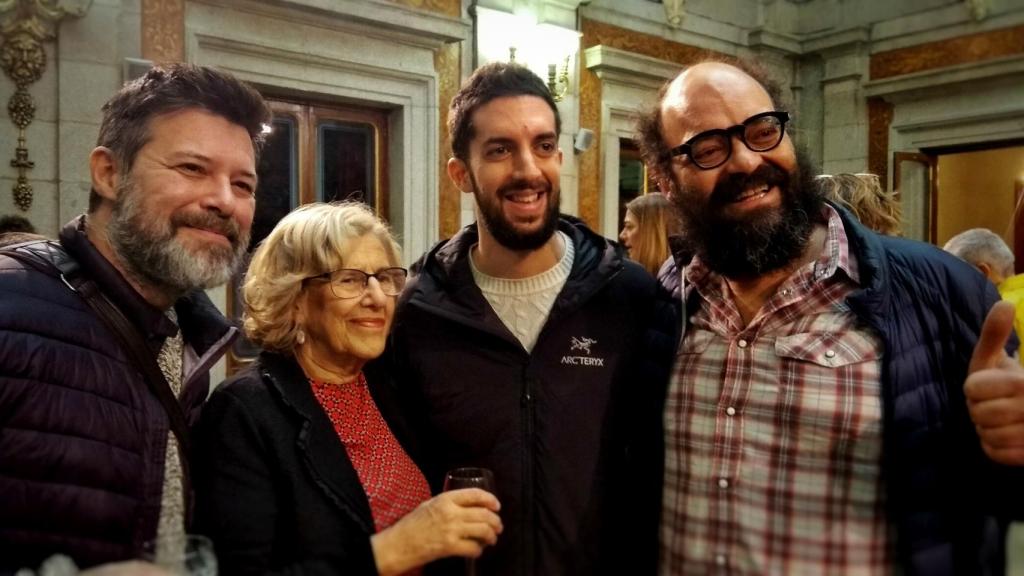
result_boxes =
[715,554,727,566]
[737,339,748,348]
[726,407,736,416]
[781,288,791,296]
[825,349,837,359]
[718,478,729,489]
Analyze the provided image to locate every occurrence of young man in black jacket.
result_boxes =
[391,63,675,575]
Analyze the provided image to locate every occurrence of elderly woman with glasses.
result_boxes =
[195,202,502,575]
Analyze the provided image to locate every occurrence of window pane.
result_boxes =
[253,116,298,247]
[619,138,645,230]
[232,115,297,361]
[319,121,375,209]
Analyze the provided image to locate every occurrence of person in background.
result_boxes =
[0,64,269,573]
[817,172,902,236]
[945,227,1024,367]
[619,192,681,276]
[0,214,44,247]
[637,57,1024,575]
[0,214,36,234]
[944,227,1016,286]
[195,202,502,575]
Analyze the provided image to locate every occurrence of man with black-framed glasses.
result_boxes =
[637,58,1024,575]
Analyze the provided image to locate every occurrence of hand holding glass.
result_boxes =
[444,468,496,576]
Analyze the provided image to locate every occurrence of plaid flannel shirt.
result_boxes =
[660,206,894,575]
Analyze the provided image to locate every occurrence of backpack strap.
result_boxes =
[0,242,194,481]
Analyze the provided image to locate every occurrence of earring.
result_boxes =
[296,328,306,345]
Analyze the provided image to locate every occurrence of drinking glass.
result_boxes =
[141,534,217,576]
[443,467,496,576]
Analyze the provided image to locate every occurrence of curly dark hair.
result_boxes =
[635,56,789,185]
[89,64,271,213]
[448,62,561,161]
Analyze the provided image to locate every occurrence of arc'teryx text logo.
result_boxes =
[562,336,604,367]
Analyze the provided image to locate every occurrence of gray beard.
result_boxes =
[106,179,249,298]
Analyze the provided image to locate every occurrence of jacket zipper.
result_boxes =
[521,370,536,575]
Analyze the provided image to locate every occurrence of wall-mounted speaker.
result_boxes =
[573,128,594,153]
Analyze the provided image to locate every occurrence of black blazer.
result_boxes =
[194,352,421,575]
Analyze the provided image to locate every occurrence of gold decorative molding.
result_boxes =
[581,18,709,65]
[387,0,461,236]
[966,0,989,21]
[0,0,91,211]
[663,0,685,28]
[578,17,713,229]
[435,41,461,238]
[867,97,894,187]
[870,23,1024,80]
[141,0,184,63]
[388,0,460,18]
[578,50,601,229]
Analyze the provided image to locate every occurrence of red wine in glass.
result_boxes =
[443,467,496,576]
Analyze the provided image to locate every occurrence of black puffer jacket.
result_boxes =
[0,218,236,571]
[391,218,677,576]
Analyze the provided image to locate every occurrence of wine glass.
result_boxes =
[443,467,496,576]
[141,534,218,576]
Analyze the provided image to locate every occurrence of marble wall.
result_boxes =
[4,0,1024,251]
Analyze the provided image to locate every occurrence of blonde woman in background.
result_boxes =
[619,193,681,276]
[817,172,902,236]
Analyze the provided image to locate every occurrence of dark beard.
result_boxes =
[472,173,560,251]
[672,148,823,279]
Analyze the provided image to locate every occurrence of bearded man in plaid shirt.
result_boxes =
[637,58,1024,576]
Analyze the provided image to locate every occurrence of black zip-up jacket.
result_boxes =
[391,218,677,576]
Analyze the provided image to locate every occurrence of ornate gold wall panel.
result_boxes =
[578,17,710,229]
[141,0,184,63]
[435,41,461,238]
[1,0,91,210]
[867,97,894,185]
[388,0,460,18]
[870,24,1024,80]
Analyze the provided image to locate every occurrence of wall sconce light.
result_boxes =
[506,48,569,102]
[547,57,570,102]
[477,7,580,103]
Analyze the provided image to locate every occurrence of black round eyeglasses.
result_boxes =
[664,111,790,170]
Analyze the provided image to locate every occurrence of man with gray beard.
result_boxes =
[0,64,270,572]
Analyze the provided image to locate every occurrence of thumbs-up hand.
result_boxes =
[965,300,1024,465]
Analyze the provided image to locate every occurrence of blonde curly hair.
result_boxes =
[817,173,902,236]
[242,202,400,353]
